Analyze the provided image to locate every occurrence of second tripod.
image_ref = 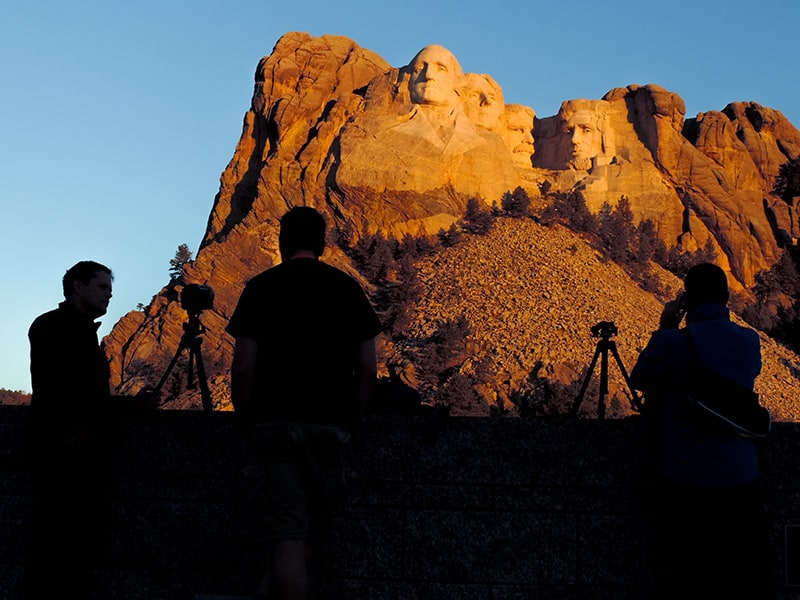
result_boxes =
[152,283,215,412]
[572,321,642,418]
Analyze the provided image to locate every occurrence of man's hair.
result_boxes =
[684,262,729,309]
[63,261,113,298]
[279,207,326,258]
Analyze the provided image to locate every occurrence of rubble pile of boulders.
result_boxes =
[397,217,800,421]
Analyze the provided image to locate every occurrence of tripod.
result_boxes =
[572,321,642,418]
[153,312,213,412]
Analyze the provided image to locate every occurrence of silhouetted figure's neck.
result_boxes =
[289,250,319,260]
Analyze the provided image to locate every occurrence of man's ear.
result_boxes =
[70,278,85,299]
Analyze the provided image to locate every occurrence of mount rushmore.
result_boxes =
[103,32,800,416]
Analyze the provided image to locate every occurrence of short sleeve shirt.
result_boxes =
[226,258,382,426]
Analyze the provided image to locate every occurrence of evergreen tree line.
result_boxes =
[343,222,491,410]
[535,189,716,292]
[0,389,31,404]
[341,157,800,407]
[459,186,717,290]
[741,155,800,350]
[346,224,437,337]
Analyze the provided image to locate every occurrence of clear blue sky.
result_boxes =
[1,0,798,393]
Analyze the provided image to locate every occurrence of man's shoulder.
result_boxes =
[242,260,363,295]
[29,305,69,334]
[239,264,290,292]
[289,259,363,287]
[736,322,762,351]
[317,260,362,284]
[731,320,760,339]
[648,327,684,346]
[696,317,760,343]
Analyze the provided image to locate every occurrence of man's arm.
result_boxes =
[630,298,685,393]
[230,336,258,432]
[354,337,378,417]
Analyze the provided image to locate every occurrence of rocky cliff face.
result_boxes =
[534,85,800,289]
[104,32,800,417]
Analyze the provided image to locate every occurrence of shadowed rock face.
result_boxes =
[104,33,800,408]
[533,84,800,288]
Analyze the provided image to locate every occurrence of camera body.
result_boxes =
[675,291,688,324]
[181,283,214,315]
[591,321,618,339]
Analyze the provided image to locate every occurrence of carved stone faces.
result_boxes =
[503,104,536,167]
[563,110,603,169]
[407,45,464,109]
[461,73,505,133]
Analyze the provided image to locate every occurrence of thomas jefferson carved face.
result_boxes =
[503,105,535,166]
[407,45,463,109]
[563,110,603,168]
[462,73,504,132]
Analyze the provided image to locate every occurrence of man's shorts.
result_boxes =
[255,422,350,542]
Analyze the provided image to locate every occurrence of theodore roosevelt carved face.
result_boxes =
[503,104,535,167]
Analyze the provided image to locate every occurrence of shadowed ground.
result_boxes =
[0,406,797,599]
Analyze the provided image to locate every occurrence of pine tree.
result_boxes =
[510,186,531,218]
[541,191,596,234]
[398,232,419,260]
[440,223,463,247]
[463,198,495,234]
[773,155,800,201]
[169,244,193,281]
[363,233,394,282]
[415,234,438,256]
[384,256,423,336]
[635,219,667,264]
[598,198,635,264]
[500,191,514,214]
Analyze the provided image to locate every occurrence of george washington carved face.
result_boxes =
[407,45,464,109]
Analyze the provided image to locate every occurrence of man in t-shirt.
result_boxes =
[227,206,382,599]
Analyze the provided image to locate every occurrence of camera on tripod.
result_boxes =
[591,321,618,339]
[152,283,216,412]
[573,320,642,418]
[181,283,214,316]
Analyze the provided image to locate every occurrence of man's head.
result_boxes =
[556,99,611,170]
[502,104,536,166]
[461,73,505,133]
[406,44,464,109]
[684,262,729,310]
[63,260,113,319]
[279,206,326,260]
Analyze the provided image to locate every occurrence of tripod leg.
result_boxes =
[572,343,603,416]
[609,343,643,412]
[598,341,609,419]
[153,340,187,397]
[190,343,214,413]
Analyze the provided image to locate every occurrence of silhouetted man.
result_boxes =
[631,263,774,598]
[23,260,114,599]
[227,207,382,599]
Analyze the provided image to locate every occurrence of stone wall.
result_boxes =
[1,406,799,599]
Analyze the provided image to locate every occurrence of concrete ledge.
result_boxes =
[0,407,798,599]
